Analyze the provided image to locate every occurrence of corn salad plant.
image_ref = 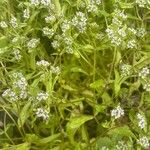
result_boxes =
[0,0,150,149]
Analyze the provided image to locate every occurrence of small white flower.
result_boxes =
[120,64,132,77]
[111,105,124,119]
[118,28,126,37]
[143,83,150,92]
[51,40,60,49]
[2,89,18,101]
[45,15,56,23]
[87,3,98,13]
[30,0,40,6]
[138,136,150,149]
[10,16,18,28]
[101,146,109,150]
[36,60,50,67]
[61,20,71,32]
[136,0,146,7]
[23,9,30,19]
[66,46,73,54]
[127,40,136,49]
[72,12,87,33]
[36,92,49,101]
[0,21,8,28]
[13,49,22,61]
[137,113,146,129]
[36,108,49,120]
[137,28,146,37]
[50,66,61,75]
[139,67,149,79]
[112,17,122,27]
[115,141,129,150]
[27,38,39,49]
[12,37,19,43]
[128,28,137,35]
[42,27,54,36]
[41,0,51,6]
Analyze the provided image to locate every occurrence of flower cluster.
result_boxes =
[72,12,87,33]
[61,20,71,33]
[36,108,49,120]
[30,0,51,6]
[143,83,150,92]
[27,38,39,49]
[23,9,30,19]
[0,21,8,28]
[36,60,50,67]
[106,9,127,46]
[45,15,56,23]
[13,49,22,61]
[36,92,49,101]
[120,64,132,77]
[137,113,146,129]
[138,136,150,149]
[139,67,150,79]
[10,15,18,28]
[111,105,124,119]
[135,0,146,7]
[115,141,130,150]
[50,66,61,75]
[42,27,54,37]
[12,72,28,99]
[2,89,18,101]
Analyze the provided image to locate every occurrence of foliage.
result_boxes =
[0,0,150,149]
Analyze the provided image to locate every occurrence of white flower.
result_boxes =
[0,21,8,28]
[36,60,50,67]
[112,17,122,27]
[23,9,30,19]
[36,108,49,120]
[10,16,18,28]
[139,67,149,79]
[118,28,126,37]
[137,113,146,129]
[127,40,136,49]
[12,37,19,43]
[51,40,60,49]
[66,46,73,54]
[2,89,18,101]
[138,136,150,149]
[128,28,137,35]
[101,146,109,150]
[115,141,130,150]
[42,27,54,36]
[27,38,39,49]
[114,9,127,20]
[61,20,71,32]
[41,0,51,6]
[13,49,22,61]
[72,12,87,33]
[95,0,101,5]
[36,92,49,101]
[87,3,98,13]
[111,105,124,119]
[30,0,40,6]
[143,83,150,92]
[136,0,146,7]
[120,64,132,77]
[137,28,146,37]
[50,66,61,75]
[45,15,56,23]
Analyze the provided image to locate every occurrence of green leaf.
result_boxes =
[67,115,93,144]
[18,101,31,128]
[108,126,136,139]
[16,143,30,150]
[37,133,60,145]
[90,79,105,89]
